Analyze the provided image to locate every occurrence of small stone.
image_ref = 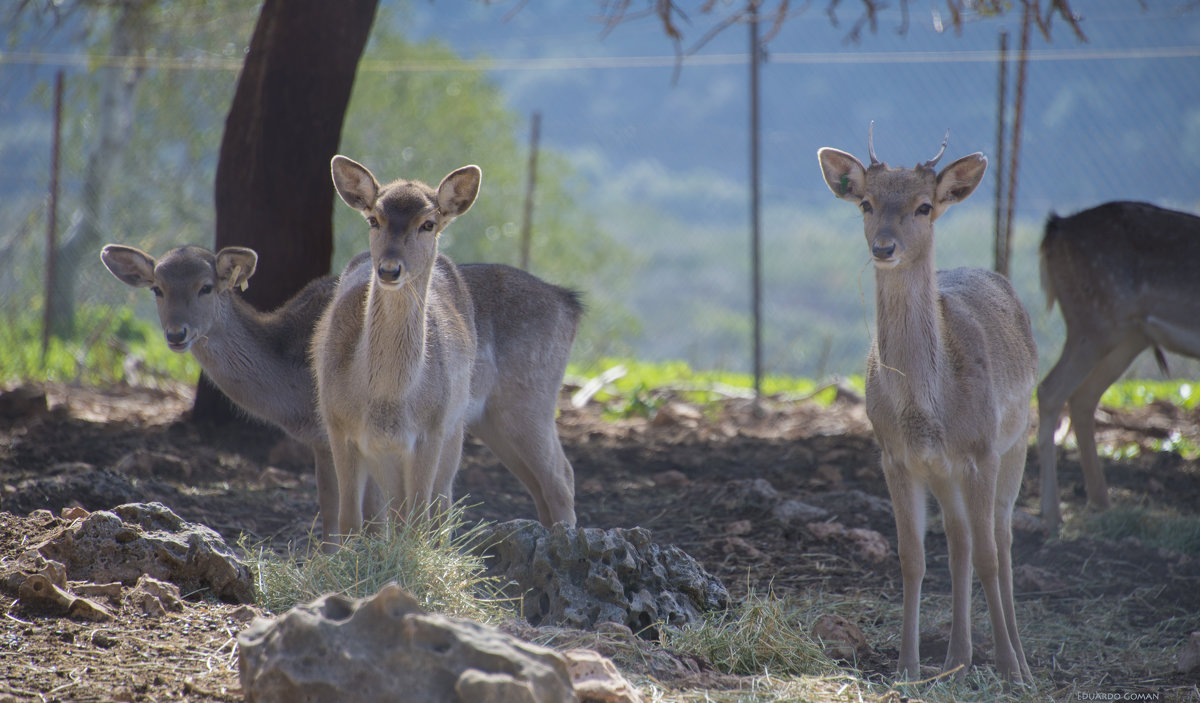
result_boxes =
[811,613,869,662]
[651,470,690,488]
[1178,631,1200,673]
[563,648,643,703]
[846,528,889,563]
[771,499,830,525]
[724,520,752,536]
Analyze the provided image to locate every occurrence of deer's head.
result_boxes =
[101,244,257,352]
[331,156,481,290]
[818,126,987,270]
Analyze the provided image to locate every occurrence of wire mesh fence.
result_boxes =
[2,3,1198,390]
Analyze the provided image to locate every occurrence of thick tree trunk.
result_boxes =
[194,0,379,423]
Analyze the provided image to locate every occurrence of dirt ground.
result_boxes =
[1,381,1198,702]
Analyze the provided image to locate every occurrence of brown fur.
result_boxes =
[1036,201,1200,530]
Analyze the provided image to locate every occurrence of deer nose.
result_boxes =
[872,241,896,260]
[164,328,189,349]
[377,261,403,283]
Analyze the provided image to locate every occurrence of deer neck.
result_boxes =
[189,294,270,387]
[363,268,432,399]
[873,256,946,409]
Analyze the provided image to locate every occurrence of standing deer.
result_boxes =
[1036,201,1200,530]
[99,244,381,544]
[817,127,1036,682]
[313,156,579,539]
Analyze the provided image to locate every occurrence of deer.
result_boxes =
[1036,201,1200,531]
[312,156,580,540]
[99,243,383,545]
[817,126,1037,683]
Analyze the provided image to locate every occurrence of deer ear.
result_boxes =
[817,148,868,202]
[101,244,158,288]
[331,155,381,212]
[935,153,987,211]
[436,165,481,220]
[215,247,258,293]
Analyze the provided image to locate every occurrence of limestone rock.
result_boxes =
[238,583,578,703]
[31,501,253,603]
[563,648,643,703]
[477,520,729,636]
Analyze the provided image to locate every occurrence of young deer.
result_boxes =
[99,244,381,544]
[1036,202,1200,530]
[818,127,1037,682]
[313,156,579,539]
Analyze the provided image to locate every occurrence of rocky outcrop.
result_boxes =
[24,502,253,603]
[476,520,729,636]
[238,583,580,703]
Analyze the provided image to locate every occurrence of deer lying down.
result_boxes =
[1036,201,1200,531]
[313,156,580,540]
[100,243,381,545]
[817,126,1036,683]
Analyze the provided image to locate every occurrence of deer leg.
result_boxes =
[1037,337,1109,531]
[472,410,577,527]
[330,436,367,542]
[882,454,927,680]
[933,472,974,679]
[431,426,466,519]
[996,441,1033,682]
[312,443,339,547]
[1068,335,1147,511]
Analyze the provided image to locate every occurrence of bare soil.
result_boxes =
[1,382,1198,702]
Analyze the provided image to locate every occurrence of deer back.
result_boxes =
[1041,201,1200,349]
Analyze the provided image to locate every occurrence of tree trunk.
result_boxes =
[194,0,379,423]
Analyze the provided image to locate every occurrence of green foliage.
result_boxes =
[1080,506,1200,555]
[569,357,864,408]
[0,303,198,386]
[244,502,513,623]
[1101,378,1198,411]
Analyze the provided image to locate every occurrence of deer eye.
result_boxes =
[916,203,932,216]
[420,220,436,232]
[150,286,164,298]
[367,216,380,229]
[198,284,213,296]
[859,201,873,214]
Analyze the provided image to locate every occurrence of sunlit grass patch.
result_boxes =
[242,501,513,623]
[1101,378,1197,411]
[567,357,866,416]
[1071,505,1200,555]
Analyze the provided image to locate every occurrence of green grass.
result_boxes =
[1101,378,1198,411]
[242,502,513,623]
[1,304,199,387]
[1075,505,1200,555]
[567,357,866,416]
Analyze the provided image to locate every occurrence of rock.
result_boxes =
[846,528,889,563]
[1176,631,1200,673]
[771,499,831,525]
[0,385,49,422]
[477,520,729,636]
[238,583,578,703]
[651,401,704,429]
[724,520,752,536]
[31,501,253,603]
[125,575,184,616]
[114,450,190,480]
[717,478,780,512]
[563,648,643,703]
[811,613,869,662]
[650,470,690,488]
[18,573,113,622]
[1012,564,1068,594]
